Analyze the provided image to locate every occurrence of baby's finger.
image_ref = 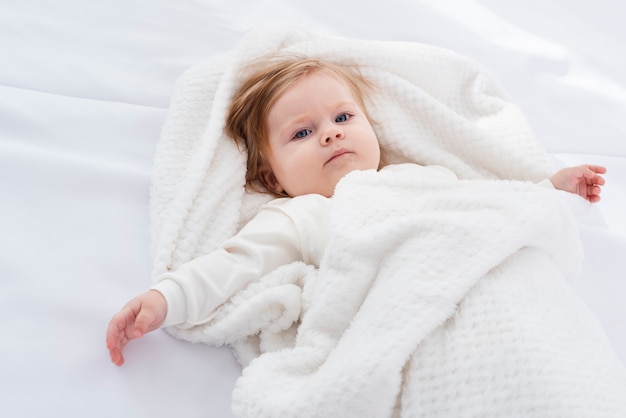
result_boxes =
[581,166,605,185]
[105,313,127,350]
[593,175,605,186]
[131,308,153,338]
[588,170,605,185]
[589,184,602,195]
[106,322,128,366]
[109,347,125,366]
[585,164,607,174]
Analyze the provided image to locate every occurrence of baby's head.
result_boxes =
[226,55,381,198]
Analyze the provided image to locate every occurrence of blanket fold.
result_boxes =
[227,170,626,417]
[150,27,626,417]
[150,27,554,281]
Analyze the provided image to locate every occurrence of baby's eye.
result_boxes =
[293,129,311,140]
[335,113,350,123]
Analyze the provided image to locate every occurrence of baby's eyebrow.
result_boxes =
[276,115,308,139]
[332,101,358,109]
[281,114,309,130]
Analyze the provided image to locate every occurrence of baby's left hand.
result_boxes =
[550,164,606,203]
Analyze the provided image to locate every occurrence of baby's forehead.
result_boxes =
[280,69,359,102]
[272,72,359,114]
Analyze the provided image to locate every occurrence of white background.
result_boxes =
[1,1,624,417]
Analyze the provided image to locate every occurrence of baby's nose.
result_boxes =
[323,128,344,144]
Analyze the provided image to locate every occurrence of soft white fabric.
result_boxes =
[149,27,555,284]
[153,193,331,327]
[154,165,454,328]
[150,28,626,416]
[166,166,626,417]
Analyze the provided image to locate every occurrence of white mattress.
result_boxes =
[2,1,624,417]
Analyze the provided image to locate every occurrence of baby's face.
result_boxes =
[265,71,380,197]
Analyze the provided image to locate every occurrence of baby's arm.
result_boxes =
[105,197,321,366]
[106,290,167,366]
[549,164,606,203]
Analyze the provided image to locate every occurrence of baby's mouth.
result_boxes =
[325,149,351,165]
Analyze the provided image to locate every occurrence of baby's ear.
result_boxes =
[259,166,285,195]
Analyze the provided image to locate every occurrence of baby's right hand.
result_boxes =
[106,290,167,366]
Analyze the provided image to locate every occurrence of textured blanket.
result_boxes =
[150,28,626,417]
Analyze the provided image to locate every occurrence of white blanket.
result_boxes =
[150,28,626,417]
[150,27,554,278]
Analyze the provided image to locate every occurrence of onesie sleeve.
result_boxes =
[536,178,555,189]
[152,194,330,328]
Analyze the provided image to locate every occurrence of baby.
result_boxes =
[107,55,606,366]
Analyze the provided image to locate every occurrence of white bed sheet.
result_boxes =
[1,1,624,417]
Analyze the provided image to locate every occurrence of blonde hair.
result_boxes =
[225,54,374,197]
